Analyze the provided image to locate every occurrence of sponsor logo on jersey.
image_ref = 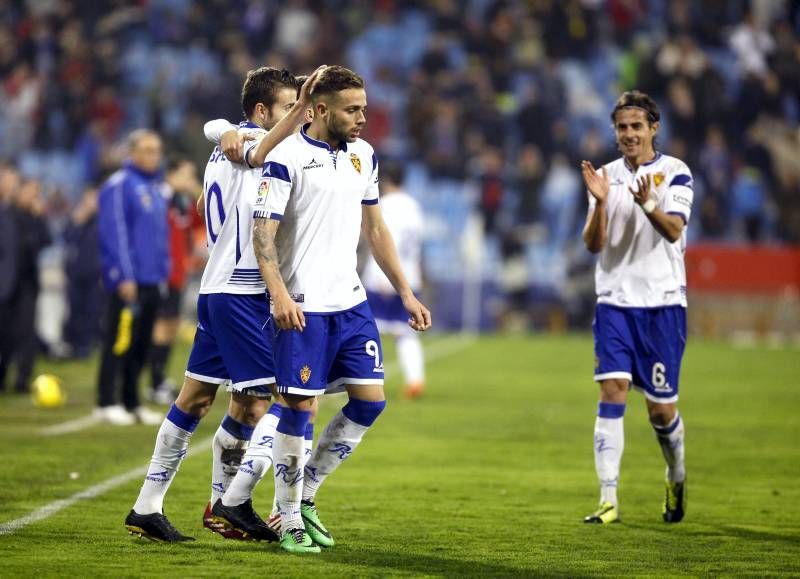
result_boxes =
[300,365,311,384]
[350,153,361,174]
[673,194,692,208]
[303,157,324,170]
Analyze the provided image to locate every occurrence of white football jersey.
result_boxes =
[361,190,423,293]
[589,152,693,308]
[199,121,269,294]
[258,125,379,312]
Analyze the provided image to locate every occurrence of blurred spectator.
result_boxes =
[95,129,168,426]
[729,9,775,79]
[731,166,770,242]
[474,147,506,235]
[4,179,52,393]
[0,165,21,392]
[698,125,732,237]
[147,156,203,406]
[62,186,102,359]
[512,144,546,225]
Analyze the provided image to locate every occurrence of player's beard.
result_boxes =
[327,113,358,144]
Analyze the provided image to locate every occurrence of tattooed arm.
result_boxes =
[253,217,305,331]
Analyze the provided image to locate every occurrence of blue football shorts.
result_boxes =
[185,293,275,398]
[592,303,687,404]
[273,300,384,396]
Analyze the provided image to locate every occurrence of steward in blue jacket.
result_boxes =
[95,129,169,424]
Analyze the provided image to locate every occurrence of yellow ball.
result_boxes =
[31,374,66,408]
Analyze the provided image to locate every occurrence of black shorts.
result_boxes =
[158,287,184,319]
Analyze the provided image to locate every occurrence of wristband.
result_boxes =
[641,199,657,214]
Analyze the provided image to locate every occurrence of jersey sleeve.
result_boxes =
[663,162,694,224]
[203,119,238,144]
[255,146,294,221]
[362,148,379,205]
[243,132,267,169]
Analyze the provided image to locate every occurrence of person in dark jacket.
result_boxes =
[5,178,52,393]
[95,129,169,425]
[0,165,21,392]
[62,186,102,358]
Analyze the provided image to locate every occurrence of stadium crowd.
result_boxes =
[0,0,798,370]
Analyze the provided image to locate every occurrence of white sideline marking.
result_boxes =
[7,334,476,536]
[0,438,213,536]
[39,413,102,436]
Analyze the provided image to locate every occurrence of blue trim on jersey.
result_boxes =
[167,404,200,432]
[667,211,688,224]
[669,174,692,188]
[598,402,626,419]
[623,152,662,173]
[221,414,254,441]
[300,123,347,152]
[239,121,259,129]
[371,151,378,172]
[643,152,662,166]
[262,161,291,182]
[235,207,241,264]
[362,198,379,205]
[253,210,283,220]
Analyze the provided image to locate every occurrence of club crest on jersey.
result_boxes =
[653,173,665,187]
[255,179,269,206]
[350,153,361,174]
[300,365,311,384]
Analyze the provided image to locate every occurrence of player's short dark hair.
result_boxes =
[241,67,296,118]
[293,74,308,96]
[310,65,364,101]
[610,91,660,125]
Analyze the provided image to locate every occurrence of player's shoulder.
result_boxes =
[349,137,375,159]
[268,131,305,160]
[658,153,692,176]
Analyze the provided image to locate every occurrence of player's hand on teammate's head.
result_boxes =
[299,65,327,104]
[581,161,609,203]
[220,129,256,165]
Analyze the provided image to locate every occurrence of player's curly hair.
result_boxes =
[310,65,364,100]
[241,67,296,118]
[610,90,660,125]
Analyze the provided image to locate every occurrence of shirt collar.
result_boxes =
[124,160,162,180]
[239,121,260,129]
[300,123,347,152]
[623,151,661,173]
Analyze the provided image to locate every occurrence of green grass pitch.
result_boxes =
[0,334,798,576]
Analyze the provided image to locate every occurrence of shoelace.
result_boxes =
[290,528,307,543]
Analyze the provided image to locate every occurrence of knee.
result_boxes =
[343,398,387,427]
[175,389,216,418]
[230,394,268,426]
[599,379,628,403]
[647,404,677,427]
